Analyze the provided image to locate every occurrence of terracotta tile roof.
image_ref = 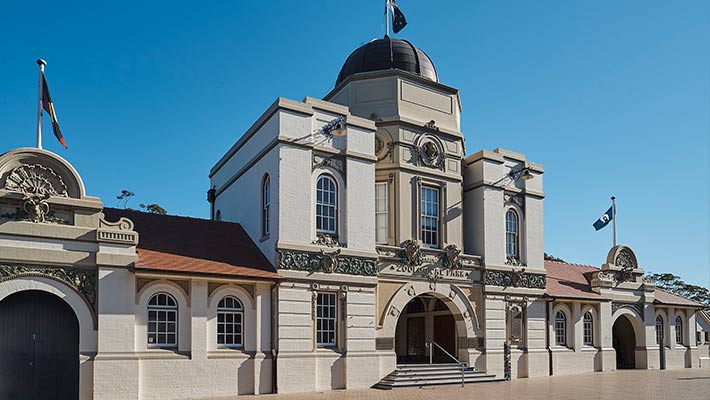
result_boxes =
[544,260,603,300]
[654,288,704,307]
[102,208,280,280]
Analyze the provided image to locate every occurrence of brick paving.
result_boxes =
[206,369,710,400]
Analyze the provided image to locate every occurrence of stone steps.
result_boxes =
[373,364,503,389]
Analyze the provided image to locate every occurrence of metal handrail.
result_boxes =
[425,341,468,387]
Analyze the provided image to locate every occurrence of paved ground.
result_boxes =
[210,369,710,400]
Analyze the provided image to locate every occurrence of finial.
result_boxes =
[37,59,47,66]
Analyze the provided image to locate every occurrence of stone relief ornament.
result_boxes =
[441,244,463,269]
[398,239,423,266]
[277,249,376,276]
[3,164,69,224]
[505,256,525,267]
[615,248,635,270]
[312,233,344,248]
[611,301,645,321]
[418,140,444,168]
[0,264,97,309]
[319,249,341,273]
[484,269,546,289]
[423,120,440,131]
[311,153,344,174]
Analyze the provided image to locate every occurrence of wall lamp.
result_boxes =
[509,166,534,181]
[319,116,347,138]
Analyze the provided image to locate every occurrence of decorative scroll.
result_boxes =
[0,264,97,310]
[312,153,344,174]
[441,244,463,269]
[398,239,423,266]
[2,164,71,224]
[312,233,344,248]
[612,301,645,321]
[484,269,546,289]
[277,249,376,276]
[505,256,525,267]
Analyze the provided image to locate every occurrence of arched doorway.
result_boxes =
[612,314,636,369]
[0,290,79,400]
[394,295,457,364]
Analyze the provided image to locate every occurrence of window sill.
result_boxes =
[315,347,342,355]
[137,349,190,360]
[208,349,251,360]
[550,346,573,352]
[260,234,270,243]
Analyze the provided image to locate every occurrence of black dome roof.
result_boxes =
[336,37,438,86]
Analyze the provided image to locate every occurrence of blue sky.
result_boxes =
[1,1,708,287]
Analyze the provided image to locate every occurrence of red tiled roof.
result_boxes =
[544,260,705,307]
[654,288,704,307]
[544,260,603,300]
[102,208,280,280]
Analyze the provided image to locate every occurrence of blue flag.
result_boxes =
[593,207,614,231]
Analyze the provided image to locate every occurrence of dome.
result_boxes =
[336,37,438,86]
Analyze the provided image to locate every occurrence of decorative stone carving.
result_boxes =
[277,249,376,276]
[506,301,525,346]
[312,153,344,174]
[319,249,341,273]
[441,244,463,269]
[612,301,645,321]
[484,269,546,289]
[398,239,423,266]
[505,256,525,267]
[312,233,344,248]
[615,248,635,270]
[3,164,69,197]
[423,120,439,131]
[418,139,444,168]
[2,164,72,224]
[0,264,97,308]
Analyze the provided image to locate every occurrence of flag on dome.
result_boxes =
[40,72,67,149]
[389,0,407,33]
[593,206,614,231]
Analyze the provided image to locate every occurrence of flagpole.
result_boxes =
[385,0,390,36]
[611,196,617,247]
[36,59,46,149]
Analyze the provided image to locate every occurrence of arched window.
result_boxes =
[583,312,593,346]
[217,296,244,347]
[316,175,337,235]
[675,316,683,344]
[148,293,177,348]
[505,209,519,259]
[262,175,270,236]
[554,311,567,346]
[655,316,664,345]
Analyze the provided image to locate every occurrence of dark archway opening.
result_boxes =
[613,314,637,369]
[394,295,457,364]
[0,290,80,400]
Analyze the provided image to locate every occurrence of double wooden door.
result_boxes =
[0,290,79,400]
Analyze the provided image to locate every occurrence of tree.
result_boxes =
[116,190,135,209]
[544,253,566,262]
[647,272,710,306]
[139,203,167,215]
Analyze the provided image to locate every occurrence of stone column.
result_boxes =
[254,283,272,394]
[572,302,582,351]
[598,301,615,371]
[190,279,208,361]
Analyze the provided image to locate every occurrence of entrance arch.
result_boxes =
[613,314,636,368]
[0,290,80,399]
[395,295,458,363]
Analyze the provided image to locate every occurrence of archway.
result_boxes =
[613,314,636,369]
[0,290,79,400]
[395,295,458,364]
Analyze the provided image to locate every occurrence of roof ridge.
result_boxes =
[103,207,239,226]
[545,259,598,269]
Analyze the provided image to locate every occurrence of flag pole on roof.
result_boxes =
[35,59,68,149]
[384,0,407,36]
[36,59,46,149]
[592,196,617,247]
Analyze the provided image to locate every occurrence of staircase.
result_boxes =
[373,363,502,389]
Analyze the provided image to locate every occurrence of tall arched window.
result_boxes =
[505,209,519,259]
[675,315,683,344]
[217,296,244,348]
[148,293,177,348]
[262,175,270,236]
[583,312,593,346]
[655,315,664,345]
[554,311,567,346]
[316,175,337,235]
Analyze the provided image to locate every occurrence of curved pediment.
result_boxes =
[0,148,86,199]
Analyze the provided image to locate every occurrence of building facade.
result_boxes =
[0,36,707,400]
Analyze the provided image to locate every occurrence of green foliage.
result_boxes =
[116,190,135,209]
[647,272,710,306]
[544,253,566,262]
[139,203,167,215]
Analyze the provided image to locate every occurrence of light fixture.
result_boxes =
[519,169,534,181]
[506,166,534,183]
[321,116,347,138]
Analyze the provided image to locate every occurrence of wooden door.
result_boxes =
[434,314,457,363]
[406,316,426,363]
[0,290,79,400]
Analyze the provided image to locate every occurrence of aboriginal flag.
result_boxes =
[41,72,67,149]
[390,0,407,33]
